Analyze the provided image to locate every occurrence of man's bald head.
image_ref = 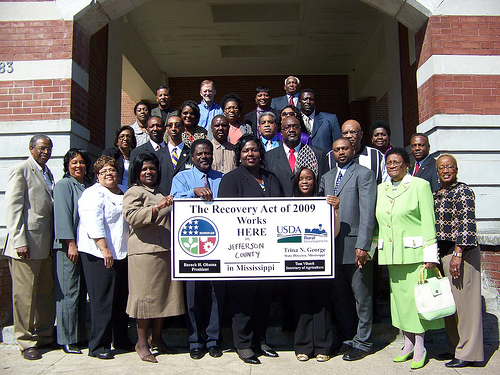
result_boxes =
[341,119,363,153]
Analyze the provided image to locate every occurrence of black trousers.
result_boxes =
[227,280,273,349]
[293,279,333,356]
[185,281,226,349]
[81,253,129,354]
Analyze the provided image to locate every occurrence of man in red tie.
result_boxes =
[270,76,301,113]
[410,133,441,192]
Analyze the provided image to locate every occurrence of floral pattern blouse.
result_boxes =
[181,126,207,148]
[434,182,477,251]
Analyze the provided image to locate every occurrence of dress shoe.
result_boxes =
[88,350,114,360]
[135,345,157,363]
[316,354,330,362]
[256,345,279,358]
[393,349,413,362]
[438,352,454,360]
[190,347,204,360]
[62,344,82,354]
[208,346,222,358]
[410,349,427,370]
[147,336,178,354]
[238,354,261,364]
[342,347,369,361]
[336,343,352,355]
[22,347,42,360]
[445,358,472,368]
[296,353,309,361]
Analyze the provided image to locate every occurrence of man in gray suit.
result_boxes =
[319,138,376,361]
[3,135,55,360]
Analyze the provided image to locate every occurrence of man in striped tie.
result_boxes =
[319,137,376,362]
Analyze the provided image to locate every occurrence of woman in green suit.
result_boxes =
[374,148,442,370]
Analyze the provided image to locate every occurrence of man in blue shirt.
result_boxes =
[170,139,224,360]
[198,80,223,132]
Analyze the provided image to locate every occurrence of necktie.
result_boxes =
[171,147,178,168]
[288,149,296,172]
[266,139,272,151]
[289,95,294,106]
[203,174,210,189]
[155,144,161,151]
[334,171,343,195]
[413,162,419,176]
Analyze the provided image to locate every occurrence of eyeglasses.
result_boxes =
[99,168,117,175]
[341,130,360,136]
[437,165,456,171]
[282,124,301,131]
[166,123,182,128]
[281,111,296,118]
[385,161,404,167]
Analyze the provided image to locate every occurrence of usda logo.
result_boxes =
[178,217,218,257]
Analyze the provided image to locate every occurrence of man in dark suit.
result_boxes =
[271,76,301,113]
[151,85,175,124]
[3,135,55,360]
[266,115,328,196]
[157,115,192,195]
[410,133,441,192]
[244,86,276,135]
[130,116,166,163]
[319,138,376,361]
[299,89,341,153]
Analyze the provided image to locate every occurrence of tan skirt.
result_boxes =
[126,251,185,319]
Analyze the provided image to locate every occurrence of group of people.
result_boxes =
[3,76,483,369]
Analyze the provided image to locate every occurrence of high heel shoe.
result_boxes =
[136,345,157,363]
[410,348,427,370]
[394,349,413,362]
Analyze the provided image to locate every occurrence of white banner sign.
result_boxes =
[171,197,335,280]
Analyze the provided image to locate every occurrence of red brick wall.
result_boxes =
[168,75,351,125]
[0,260,12,326]
[0,79,71,121]
[418,16,500,69]
[0,20,73,61]
[481,246,500,294]
[121,89,136,127]
[418,74,500,122]
[416,15,500,124]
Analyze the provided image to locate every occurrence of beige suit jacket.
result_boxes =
[3,157,54,259]
[123,185,171,256]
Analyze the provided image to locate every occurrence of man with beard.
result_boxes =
[170,139,225,360]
